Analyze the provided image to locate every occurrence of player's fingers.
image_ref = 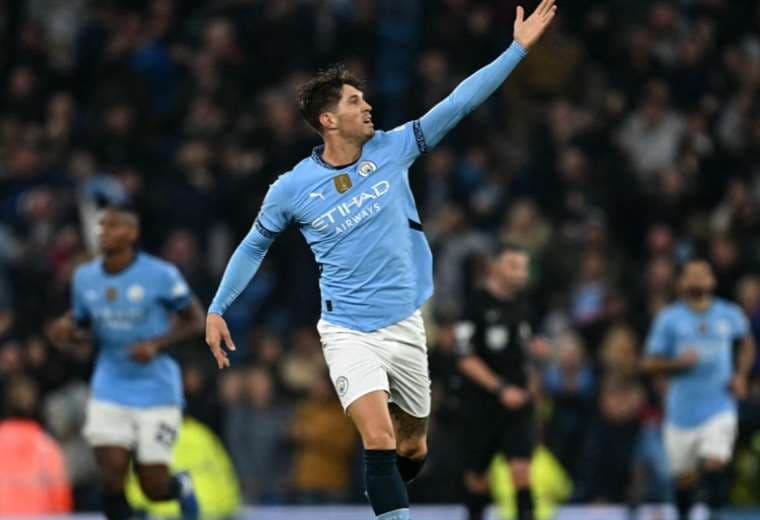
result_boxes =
[223,329,236,351]
[535,0,550,16]
[515,5,524,23]
[211,345,228,369]
[540,0,555,19]
[544,3,557,21]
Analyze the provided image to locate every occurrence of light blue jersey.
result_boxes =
[646,299,749,428]
[209,41,527,331]
[72,252,192,407]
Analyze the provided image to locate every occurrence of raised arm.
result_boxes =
[418,0,557,149]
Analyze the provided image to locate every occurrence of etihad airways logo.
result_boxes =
[312,180,390,234]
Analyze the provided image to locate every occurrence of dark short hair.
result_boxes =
[104,202,140,227]
[677,255,712,277]
[297,64,363,133]
[493,241,528,258]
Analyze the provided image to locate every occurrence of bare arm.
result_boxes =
[48,311,90,348]
[735,336,756,378]
[458,354,504,393]
[458,354,528,409]
[640,350,698,376]
[131,298,206,362]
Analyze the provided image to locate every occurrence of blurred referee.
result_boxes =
[454,243,540,520]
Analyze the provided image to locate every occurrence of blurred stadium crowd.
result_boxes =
[3,0,760,514]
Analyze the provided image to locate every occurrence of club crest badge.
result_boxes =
[333,173,352,193]
[358,161,377,177]
[127,284,145,302]
[335,376,349,396]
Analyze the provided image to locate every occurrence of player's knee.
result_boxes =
[675,472,699,488]
[464,471,490,494]
[362,428,396,450]
[96,461,129,492]
[703,458,726,473]
[397,436,427,460]
[137,473,171,501]
[99,470,127,493]
[510,460,531,488]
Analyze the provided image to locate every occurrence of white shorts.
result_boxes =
[664,411,738,476]
[317,309,431,418]
[83,399,181,465]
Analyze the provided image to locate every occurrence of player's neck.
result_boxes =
[103,249,137,274]
[685,296,713,313]
[321,136,362,167]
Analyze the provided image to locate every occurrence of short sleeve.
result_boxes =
[731,305,750,340]
[71,269,91,327]
[383,120,428,166]
[646,312,674,357]
[255,175,293,239]
[454,320,476,356]
[159,264,192,311]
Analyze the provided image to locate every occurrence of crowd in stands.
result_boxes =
[3,0,760,513]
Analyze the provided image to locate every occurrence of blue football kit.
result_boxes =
[646,298,749,428]
[72,252,193,407]
[209,41,528,331]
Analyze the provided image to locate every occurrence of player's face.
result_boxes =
[494,251,530,292]
[679,261,716,300]
[332,84,374,142]
[97,210,139,254]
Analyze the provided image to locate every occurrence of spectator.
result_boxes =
[290,373,357,503]
[223,367,291,504]
[0,376,73,514]
[576,378,645,503]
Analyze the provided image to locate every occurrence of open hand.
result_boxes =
[130,339,160,363]
[514,0,558,50]
[676,350,699,371]
[206,313,235,369]
[500,385,529,409]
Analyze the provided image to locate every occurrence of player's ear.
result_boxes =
[319,111,338,131]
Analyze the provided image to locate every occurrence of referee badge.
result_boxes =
[335,376,349,397]
[333,173,352,193]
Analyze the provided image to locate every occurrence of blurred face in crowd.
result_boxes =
[679,260,716,303]
[324,84,374,143]
[492,249,530,293]
[97,209,139,254]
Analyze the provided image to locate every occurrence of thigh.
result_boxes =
[318,319,390,412]
[383,311,431,419]
[664,423,699,477]
[84,399,136,450]
[134,406,182,465]
[347,389,395,449]
[501,411,536,461]
[697,412,738,464]
[94,446,132,491]
[464,413,502,474]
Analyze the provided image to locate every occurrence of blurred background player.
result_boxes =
[49,205,205,520]
[455,243,540,520]
[642,258,755,520]
[205,3,556,520]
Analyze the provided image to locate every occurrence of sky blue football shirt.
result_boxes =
[646,299,749,428]
[72,252,192,407]
[209,41,528,332]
